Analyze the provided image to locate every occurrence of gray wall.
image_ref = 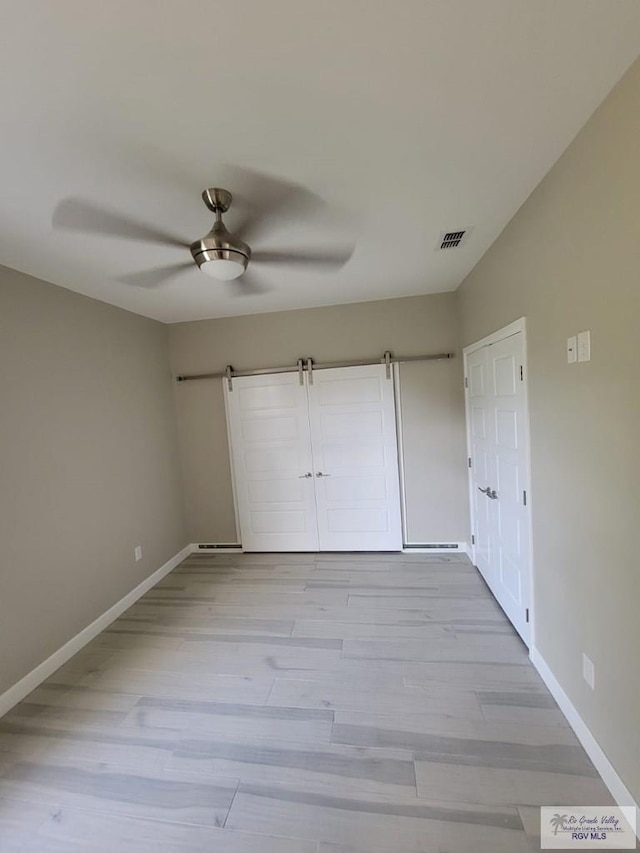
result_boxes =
[457,58,640,802]
[168,293,469,545]
[0,267,187,696]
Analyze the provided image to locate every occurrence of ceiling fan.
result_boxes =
[52,170,355,294]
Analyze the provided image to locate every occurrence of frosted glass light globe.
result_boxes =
[199,258,246,281]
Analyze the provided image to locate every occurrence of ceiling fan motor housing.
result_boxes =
[189,225,251,270]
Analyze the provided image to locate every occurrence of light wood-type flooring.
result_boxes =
[0,552,613,852]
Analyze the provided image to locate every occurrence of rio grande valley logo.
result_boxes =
[540,807,636,849]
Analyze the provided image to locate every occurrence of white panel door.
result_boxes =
[466,346,494,584]
[225,373,319,552]
[307,364,403,551]
[465,329,531,645]
[487,333,530,643]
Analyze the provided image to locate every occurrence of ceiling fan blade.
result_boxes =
[230,270,271,297]
[53,198,188,248]
[251,245,355,271]
[220,166,330,245]
[119,262,194,288]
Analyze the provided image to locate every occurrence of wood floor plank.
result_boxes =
[122,698,334,744]
[100,645,343,679]
[331,710,582,748]
[168,735,416,799]
[292,620,453,641]
[0,760,239,828]
[414,759,612,807]
[0,795,54,853]
[0,719,179,773]
[10,804,320,853]
[80,669,274,704]
[225,783,532,852]
[267,678,483,717]
[114,615,296,636]
[403,660,545,691]
[342,637,528,664]
[22,684,142,713]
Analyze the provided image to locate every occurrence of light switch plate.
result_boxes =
[567,336,577,364]
[134,545,142,562]
[577,330,591,362]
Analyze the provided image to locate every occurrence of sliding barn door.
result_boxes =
[225,373,319,552]
[226,364,403,552]
[307,364,403,551]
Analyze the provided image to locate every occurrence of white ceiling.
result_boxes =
[1,1,640,323]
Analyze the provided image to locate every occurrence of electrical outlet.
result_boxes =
[567,336,577,364]
[134,545,142,562]
[582,653,595,690]
[577,330,591,362]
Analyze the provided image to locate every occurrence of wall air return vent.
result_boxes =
[438,228,472,250]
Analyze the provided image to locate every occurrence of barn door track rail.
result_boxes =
[175,350,455,390]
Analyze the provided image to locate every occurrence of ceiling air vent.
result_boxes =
[438,228,472,250]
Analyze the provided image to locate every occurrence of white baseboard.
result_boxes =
[402,542,470,556]
[188,544,473,556]
[530,647,639,817]
[0,544,191,719]
[189,543,243,553]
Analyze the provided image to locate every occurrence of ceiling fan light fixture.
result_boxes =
[190,202,251,281]
[197,252,248,281]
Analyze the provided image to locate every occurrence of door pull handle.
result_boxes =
[298,472,313,479]
[477,486,490,495]
[316,472,331,477]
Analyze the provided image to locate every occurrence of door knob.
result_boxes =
[298,472,313,479]
[316,471,331,477]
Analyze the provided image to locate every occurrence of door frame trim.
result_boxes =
[463,316,535,648]
[464,316,527,355]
